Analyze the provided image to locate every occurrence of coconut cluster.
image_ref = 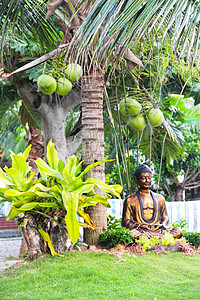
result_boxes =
[37,63,83,96]
[119,97,164,131]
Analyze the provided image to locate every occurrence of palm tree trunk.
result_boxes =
[81,71,107,245]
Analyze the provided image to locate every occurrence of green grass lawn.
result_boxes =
[1,251,200,300]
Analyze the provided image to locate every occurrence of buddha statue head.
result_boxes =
[134,164,152,191]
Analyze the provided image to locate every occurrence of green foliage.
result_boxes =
[109,150,145,195]
[136,232,187,251]
[163,94,200,127]
[0,85,27,160]
[104,29,200,198]
[65,108,81,137]
[183,232,200,249]
[25,64,46,82]
[136,235,160,251]
[19,101,42,129]
[107,214,122,230]
[164,132,200,182]
[0,141,122,250]
[0,2,61,60]
[171,218,188,231]
[71,0,200,72]
[0,128,26,162]
[99,227,135,248]
[0,84,41,161]
[160,231,177,246]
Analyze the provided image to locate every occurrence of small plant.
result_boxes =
[99,227,135,248]
[175,242,196,256]
[171,218,188,232]
[73,241,88,251]
[23,252,29,259]
[135,235,161,251]
[107,214,122,230]
[183,232,200,249]
[133,232,190,254]
[130,243,146,256]
[160,231,175,246]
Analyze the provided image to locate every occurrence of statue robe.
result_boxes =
[122,190,181,238]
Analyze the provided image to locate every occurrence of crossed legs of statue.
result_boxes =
[130,225,182,239]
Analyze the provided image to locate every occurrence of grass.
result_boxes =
[0,251,200,300]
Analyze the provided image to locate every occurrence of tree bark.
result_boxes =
[16,79,82,162]
[81,72,107,245]
[175,185,183,202]
[19,211,71,259]
[19,126,44,257]
[20,214,43,259]
[164,180,175,201]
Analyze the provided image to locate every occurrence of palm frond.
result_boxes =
[0,0,61,62]
[0,84,18,122]
[185,105,200,123]
[163,136,182,165]
[69,0,200,67]
[19,101,42,129]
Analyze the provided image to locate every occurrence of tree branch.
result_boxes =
[164,180,175,201]
[66,131,82,156]
[15,79,36,107]
[61,87,81,110]
[183,166,190,184]
[184,166,200,183]
[10,45,68,76]
[185,182,200,190]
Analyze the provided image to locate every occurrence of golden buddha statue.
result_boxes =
[122,164,182,239]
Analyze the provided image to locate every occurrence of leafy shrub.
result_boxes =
[175,242,196,256]
[107,215,122,230]
[136,235,160,251]
[135,232,187,251]
[99,227,135,248]
[183,232,200,248]
[171,218,188,232]
[0,141,122,255]
[130,243,146,256]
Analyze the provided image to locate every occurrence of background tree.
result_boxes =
[0,1,82,163]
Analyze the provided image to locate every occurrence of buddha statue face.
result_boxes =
[135,172,152,190]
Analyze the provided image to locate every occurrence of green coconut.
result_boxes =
[147,108,164,127]
[65,63,83,81]
[37,75,57,95]
[128,114,146,131]
[119,98,142,116]
[56,78,72,96]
